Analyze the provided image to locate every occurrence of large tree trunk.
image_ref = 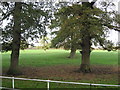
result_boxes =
[79,36,91,73]
[68,45,76,58]
[78,1,96,73]
[7,2,22,75]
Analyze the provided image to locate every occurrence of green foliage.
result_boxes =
[1,41,12,52]
[50,3,113,51]
[1,40,29,52]
[39,36,51,50]
[1,2,49,52]
[113,13,120,25]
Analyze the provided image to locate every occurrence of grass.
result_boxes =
[1,49,119,89]
[2,49,118,68]
[2,79,118,89]
[2,79,116,89]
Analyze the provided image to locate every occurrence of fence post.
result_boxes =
[12,77,14,89]
[90,83,91,90]
[47,80,50,90]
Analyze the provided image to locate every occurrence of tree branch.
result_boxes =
[1,12,12,21]
[82,0,97,8]
[103,23,120,32]
[90,0,97,6]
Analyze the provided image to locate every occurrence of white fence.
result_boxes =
[0,76,120,89]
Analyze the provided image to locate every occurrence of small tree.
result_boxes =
[39,36,51,50]
[51,30,81,58]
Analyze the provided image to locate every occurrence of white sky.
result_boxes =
[107,0,120,44]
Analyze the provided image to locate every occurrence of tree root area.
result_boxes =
[3,65,119,84]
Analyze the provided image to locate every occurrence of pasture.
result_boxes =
[1,49,119,88]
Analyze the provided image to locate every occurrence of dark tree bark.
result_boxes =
[79,36,91,73]
[68,44,76,58]
[7,2,22,75]
[67,33,76,58]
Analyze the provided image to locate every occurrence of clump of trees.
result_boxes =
[50,1,120,72]
[1,1,120,75]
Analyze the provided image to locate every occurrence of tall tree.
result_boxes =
[8,2,22,75]
[50,1,116,72]
[1,2,48,75]
[80,1,97,72]
[80,0,120,72]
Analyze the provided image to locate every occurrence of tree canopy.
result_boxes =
[50,3,114,51]
[1,2,49,52]
[49,1,119,72]
[0,2,50,75]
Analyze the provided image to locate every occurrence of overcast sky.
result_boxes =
[106,0,120,44]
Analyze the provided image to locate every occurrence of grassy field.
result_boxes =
[1,49,119,89]
[2,49,118,68]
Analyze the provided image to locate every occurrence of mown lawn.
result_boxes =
[2,49,118,68]
[1,49,119,89]
[3,79,117,89]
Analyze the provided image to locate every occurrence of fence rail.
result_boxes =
[0,76,120,89]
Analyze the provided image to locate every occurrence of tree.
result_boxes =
[1,2,48,75]
[80,1,99,72]
[8,2,22,75]
[50,3,82,58]
[80,1,120,72]
[51,28,81,58]
[50,1,116,73]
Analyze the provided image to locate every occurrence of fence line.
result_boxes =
[0,76,120,89]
